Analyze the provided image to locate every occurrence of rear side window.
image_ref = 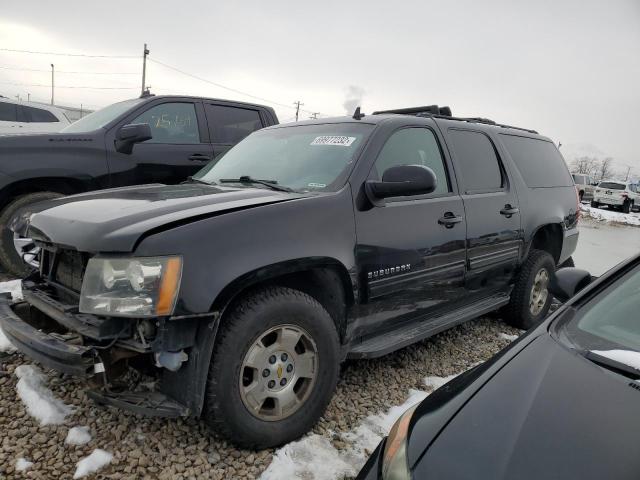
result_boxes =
[22,106,59,123]
[0,102,17,122]
[448,129,503,194]
[206,105,264,144]
[598,182,625,190]
[500,135,573,188]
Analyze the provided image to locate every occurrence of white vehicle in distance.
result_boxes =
[571,173,597,202]
[591,180,640,213]
[0,96,71,135]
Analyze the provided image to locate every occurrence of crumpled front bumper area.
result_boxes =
[0,293,96,376]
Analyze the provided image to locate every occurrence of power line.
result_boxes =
[148,56,329,116]
[0,47,137,58]
[0,65,139,75]
[0,81,138,90]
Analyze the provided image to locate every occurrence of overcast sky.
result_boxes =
[2,0,639,173]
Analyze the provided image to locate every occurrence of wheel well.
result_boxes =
[530,224,563,264]
[0,177,86,207]
[214,264,354,343]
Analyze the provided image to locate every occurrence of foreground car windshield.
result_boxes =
[194,123,375,192]
[560,264,640,358]
[61,98,146,133]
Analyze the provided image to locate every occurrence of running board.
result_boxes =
[348,293,510,359]
[87,390,190,417]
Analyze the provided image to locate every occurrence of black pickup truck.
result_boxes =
[0,105,579,449]
[0,95,278,275]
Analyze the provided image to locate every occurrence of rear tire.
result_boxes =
[0,192,63,276]
[203,287,340,449]
[622,201,631,214]
[504,249,555,330]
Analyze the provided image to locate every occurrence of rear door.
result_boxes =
[106,99,213,186]
[445,128,523,295]
[203,103,267,160]
[354,125,467,337]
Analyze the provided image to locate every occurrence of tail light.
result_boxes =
[575,187,581,221]
[622,192,629,199]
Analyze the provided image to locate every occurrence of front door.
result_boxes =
[106,100,213,187]
[353,126,467,338]
[445,128,522,297]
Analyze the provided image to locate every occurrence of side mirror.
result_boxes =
[115,123,152,154]
[549,267,593,302]
[365,165,437,201]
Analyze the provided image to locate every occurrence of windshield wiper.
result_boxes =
[219,176,295,192]
[181,176,215,186]
[584,350,640,380]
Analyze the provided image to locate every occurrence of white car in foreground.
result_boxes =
[591,180,639,213]
[0,97,70,135]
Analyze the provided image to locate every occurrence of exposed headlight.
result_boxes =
[79,256,182,317]
[382,404,418,480]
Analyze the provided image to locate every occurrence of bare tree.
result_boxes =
[571,156,599,176]
[597,157,614,181]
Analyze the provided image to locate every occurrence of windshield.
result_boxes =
[194,123,375,192]
[598,182,625,190]
[559,264,640,364]
[61,98,146,133]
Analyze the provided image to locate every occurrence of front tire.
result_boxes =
[203,287,340,449]
[504,249,555,330]
[0,192,63,276]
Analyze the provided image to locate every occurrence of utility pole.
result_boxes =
[625,165,632,181]
[141,43,149,96]
[309,112,319,119]
[27,93,30,102]
[293,100,304,122]
[50,64,55,105]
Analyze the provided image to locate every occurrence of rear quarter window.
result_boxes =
[499,134,573,188]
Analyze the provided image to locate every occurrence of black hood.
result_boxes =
[412,334,640,480]
[18,183,308,252]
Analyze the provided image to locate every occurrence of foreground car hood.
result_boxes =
[414,334,640,479]
[22,184,307,252]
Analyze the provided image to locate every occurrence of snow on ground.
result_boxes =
[0,279,23,301]
[591,350,640,371]
[499,332,519,342]
[14,364,74,425]
[0,325,16,353]
[65,426,92,446]
[73,449,113,479]
[261,374,460,480]
[15,457,34,472]
[580,204,640,227]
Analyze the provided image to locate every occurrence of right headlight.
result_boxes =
[79,256,182,317]
[382,404,418,480]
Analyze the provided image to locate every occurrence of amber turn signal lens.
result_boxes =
[156,257,182,316]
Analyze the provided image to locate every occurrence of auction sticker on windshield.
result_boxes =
[310,136,356,146]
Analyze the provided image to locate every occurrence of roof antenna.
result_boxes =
[352,106,365,120]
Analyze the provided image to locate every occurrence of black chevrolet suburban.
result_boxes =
[0,94,278,275]
[0,105,579,448]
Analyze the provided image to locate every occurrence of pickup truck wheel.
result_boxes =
[0,192,63,276]
[203,287,340,449]
[504,249,555,330]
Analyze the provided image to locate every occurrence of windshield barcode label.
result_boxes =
[310,136,356,147]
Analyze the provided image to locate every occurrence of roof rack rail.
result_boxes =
[372,105,537,134]
[373,105,452,117]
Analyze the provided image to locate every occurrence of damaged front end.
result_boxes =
[0,243,208,418]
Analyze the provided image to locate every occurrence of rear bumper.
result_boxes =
[594,196,624,205]
[0,294,96,376]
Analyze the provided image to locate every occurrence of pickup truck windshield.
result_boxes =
[194,123,375,192]
[61,98,146,133]
[560,264,640,367]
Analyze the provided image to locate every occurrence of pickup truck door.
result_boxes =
[353,126,467,338]
[106,99,214,186]
[445,128,522,297]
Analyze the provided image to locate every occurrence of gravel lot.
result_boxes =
[0,316,520,479]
